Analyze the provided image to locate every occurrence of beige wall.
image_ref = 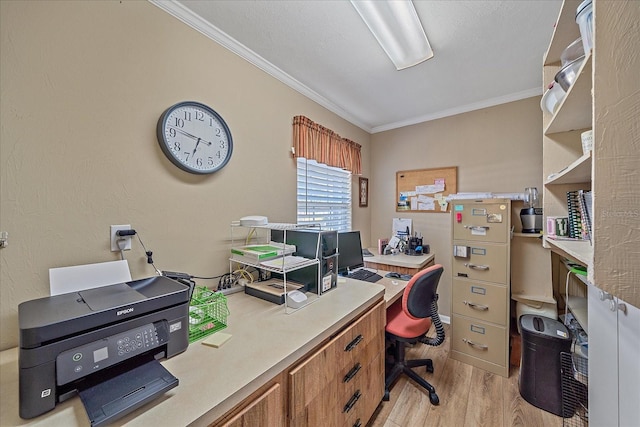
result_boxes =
[0,1,371,350]
[369,97,543,315]
[0,1,544,351]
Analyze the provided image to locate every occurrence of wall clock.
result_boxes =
[157,101,233,174]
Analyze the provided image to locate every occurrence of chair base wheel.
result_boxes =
[383,390,390,401]
[429,392,440,405]
[426,359,434,373]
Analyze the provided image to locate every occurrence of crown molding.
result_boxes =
[371,87,542,133]
[150,1,542,135]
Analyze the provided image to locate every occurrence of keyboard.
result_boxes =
[347,269,383,283]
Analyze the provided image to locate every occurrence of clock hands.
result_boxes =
[171,127,213,147]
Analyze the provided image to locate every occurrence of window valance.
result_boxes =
[292,115,362,175]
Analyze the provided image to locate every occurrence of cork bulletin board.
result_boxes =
[396,166,457,213]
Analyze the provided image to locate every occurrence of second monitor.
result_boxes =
[337,230,365,275]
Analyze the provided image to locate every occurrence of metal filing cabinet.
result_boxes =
[450,199,511,377]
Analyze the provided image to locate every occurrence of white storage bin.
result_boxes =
[576,0,593,54]
[516,299,558,333]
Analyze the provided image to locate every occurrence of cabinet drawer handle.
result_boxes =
[465,263,489,271]
[353,419,362,427]
[343,390,361,413]
[464,301,489,311]
[345,334,363,352]
[464,225,490,232]
[343,363,362,383]
[463,338,488,350]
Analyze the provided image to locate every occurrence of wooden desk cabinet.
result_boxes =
[364,251,435,276]
[222,382,284,427]
[216,300,385,427]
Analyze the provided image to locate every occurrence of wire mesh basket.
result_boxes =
[188,287,230,343]
[561,351,589,426]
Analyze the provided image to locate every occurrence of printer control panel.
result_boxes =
[56,321,169,386]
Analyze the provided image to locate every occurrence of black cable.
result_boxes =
[191,274,226,280]
[136,233,161,275]
[419,296,446,347]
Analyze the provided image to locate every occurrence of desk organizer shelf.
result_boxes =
[188,287,230,343]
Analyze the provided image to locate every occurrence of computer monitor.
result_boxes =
[337,231,364,275]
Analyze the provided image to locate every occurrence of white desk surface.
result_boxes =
[1,277,401,427]
[365,248,435,269]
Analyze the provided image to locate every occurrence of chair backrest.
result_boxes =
[402,264,444,320]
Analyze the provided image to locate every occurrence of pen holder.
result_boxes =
[405,237,423,256]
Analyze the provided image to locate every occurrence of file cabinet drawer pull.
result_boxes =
[464,225,490,232]
[464,301,489,311]
[343,363,362,383]
[343,390,361,413]
[344,334,363,352]
[465,263,489,271]
[463,338,488,350]
[353,419,362,427]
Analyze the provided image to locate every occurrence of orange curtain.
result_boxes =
[292,116,362,175]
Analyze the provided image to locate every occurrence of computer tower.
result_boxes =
[271,229,338,294]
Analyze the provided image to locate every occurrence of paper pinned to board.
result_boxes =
[392,218,412,237]
[49,260,132,296]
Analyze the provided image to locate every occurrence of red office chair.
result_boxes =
[383,264,445,405]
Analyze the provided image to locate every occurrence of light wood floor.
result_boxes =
[368,324,564,427]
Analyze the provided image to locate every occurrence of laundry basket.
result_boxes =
[561,352,589,426]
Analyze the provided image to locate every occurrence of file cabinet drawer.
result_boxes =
[452,201,510,243]
[452,241,508,283]
[452,278,507,325]
[451,315,507,367]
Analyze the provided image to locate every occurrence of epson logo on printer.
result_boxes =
[117,307,134,316]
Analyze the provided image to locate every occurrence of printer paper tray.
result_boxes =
[79,359,178,427]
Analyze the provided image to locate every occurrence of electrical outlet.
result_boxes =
[110,225,132,252]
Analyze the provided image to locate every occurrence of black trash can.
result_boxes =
[519,314,572,416]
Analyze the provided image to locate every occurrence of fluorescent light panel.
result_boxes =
[351,0,433,70]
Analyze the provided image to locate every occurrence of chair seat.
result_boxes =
[386,299,432,339]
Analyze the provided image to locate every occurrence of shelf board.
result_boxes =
[544,236,592,267]
[566,295,588,333]
[512,292,557,305]
[561,258,589,285]
[544,53,592,135]
[545,151,592,185]
[543,0,583,65]
[513,232,544,238]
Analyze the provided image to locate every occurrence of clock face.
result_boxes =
[157,101,233,174]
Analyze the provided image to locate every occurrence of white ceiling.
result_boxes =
[154,0,562,133]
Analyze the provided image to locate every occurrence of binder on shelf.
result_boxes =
[566,191,584,239]
[578,190,593,242]
[230,242,296,264]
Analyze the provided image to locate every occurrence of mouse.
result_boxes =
[286,290,308,309]
[387,272,401,279]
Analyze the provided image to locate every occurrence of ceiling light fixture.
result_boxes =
[350,0,433,70]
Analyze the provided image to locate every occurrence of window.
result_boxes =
[297,158,351,232]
